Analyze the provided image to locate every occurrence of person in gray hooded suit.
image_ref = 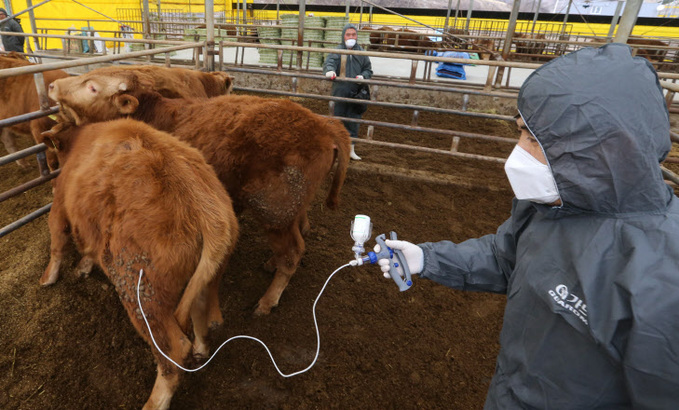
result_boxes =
[376,43,679,408]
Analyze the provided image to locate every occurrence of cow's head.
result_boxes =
[48,70,154,125]
[208,71,234,96]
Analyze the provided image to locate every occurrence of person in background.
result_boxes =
[375,43,679,408]
[323,23,372,161]
[0,8,25,53]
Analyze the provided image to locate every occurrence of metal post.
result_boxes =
[142,0,151,40]
[607,1,624,40]
[531,0,542,34]
[242,0,247,25]
[297,0,305,70]
[23,0,41,51]
[465,0,474,33]
[560,0,572,37]
[346,0,350,18]
[444,0,453,32]
[206,0,214,71]
[614,0,643,43]
[359,3,363,27]
[494,0,521,88]
[453,0,460,29]
[277,0,280,21]
[369,5,373,24]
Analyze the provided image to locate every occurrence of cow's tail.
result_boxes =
[173,216,235,333]
[325,126,351,210]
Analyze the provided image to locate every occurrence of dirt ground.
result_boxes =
[0,94,677,410]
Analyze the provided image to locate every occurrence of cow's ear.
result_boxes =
[40,128,62,151]
[224,75,233,94]
[113,94,139,114]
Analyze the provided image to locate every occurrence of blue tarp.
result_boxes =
[432,51,470,80]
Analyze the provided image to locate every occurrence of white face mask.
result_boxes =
[504,145,561,205]
[345,38,357,48]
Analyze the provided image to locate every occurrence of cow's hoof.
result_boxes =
[208,320,223,331]
[253,302,275,317]
[192,350,209,364]
[39,276,57,286]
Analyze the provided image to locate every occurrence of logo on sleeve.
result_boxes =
[548,284,588,326]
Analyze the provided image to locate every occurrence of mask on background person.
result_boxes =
[504,145,561,205]
[345,39,356,48]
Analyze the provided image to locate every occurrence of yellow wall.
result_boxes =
[8,0,235,50]
[6,1,678,51]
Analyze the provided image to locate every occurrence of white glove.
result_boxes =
[374,239,424,279]
[325,71,336,80]
[356,75,364,80]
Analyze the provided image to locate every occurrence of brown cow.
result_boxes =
[380,27,435,54]
[588,37,669,69]
[513,33,547,62]
[0,52,69,169]
[76,64,234,98]
[40,118,238,410]
[470,38,499,60]
[627,37,668,66]
[48,70,351,316]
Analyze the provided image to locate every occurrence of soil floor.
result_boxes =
[1,95,677,410]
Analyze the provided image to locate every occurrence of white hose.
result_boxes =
[136,262,352,377]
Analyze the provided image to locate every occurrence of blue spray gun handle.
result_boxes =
[368,232,413,292]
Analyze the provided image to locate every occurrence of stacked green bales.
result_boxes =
[257,25,281,65]
[275,14,325,67]
[322,16,349,48]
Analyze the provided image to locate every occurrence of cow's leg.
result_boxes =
[75,254,95,278]
[41,203,70,286]
[262,213,308,274]
[1,128,30,169]
[128,294,192,410]
[255,220,305,316]
[206,271,224,330]
[299,211,311,237]
[190,287,210,360]
[143,322,191,410]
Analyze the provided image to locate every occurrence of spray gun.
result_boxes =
[350,214,413,292]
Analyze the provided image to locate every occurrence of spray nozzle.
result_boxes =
[348,215,413,292]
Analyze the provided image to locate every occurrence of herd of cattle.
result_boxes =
[1,52,350,409]
[362,26,677,69]
[201,22,677,68]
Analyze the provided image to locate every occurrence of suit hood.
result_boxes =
[518,43,671,215]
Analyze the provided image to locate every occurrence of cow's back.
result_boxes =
[147,94,346,226]
[57,119,236,283]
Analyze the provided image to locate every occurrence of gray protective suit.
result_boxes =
[418,43,679,409]
[0,17,24,53]
[323,24,373,139]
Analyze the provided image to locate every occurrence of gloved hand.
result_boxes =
[326,71,336,80]
[374,239,424,279]
[356,75,364,80]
